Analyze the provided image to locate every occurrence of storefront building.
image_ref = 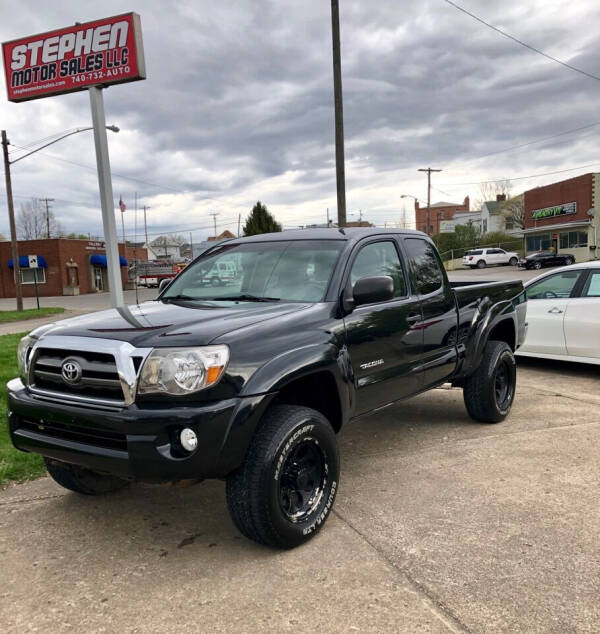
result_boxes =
[0,238,147,298]
[523,173,599,261]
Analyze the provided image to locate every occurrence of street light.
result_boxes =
[1,125,119,311]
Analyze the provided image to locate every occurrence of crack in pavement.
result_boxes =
[0,492,66,507]
[332,508,474,634]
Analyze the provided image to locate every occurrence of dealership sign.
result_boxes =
[531,201,577,220]
[2,12,145,102]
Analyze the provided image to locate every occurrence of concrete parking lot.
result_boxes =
[1,356,598,633]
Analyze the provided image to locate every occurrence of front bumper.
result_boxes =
[7,378,273,482]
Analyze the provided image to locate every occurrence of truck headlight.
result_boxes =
[17,335,35,379]
[137,345,229,396]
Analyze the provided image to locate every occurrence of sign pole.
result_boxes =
[89,86,124,308]
[1,130,23,311]
[33,268,40,310]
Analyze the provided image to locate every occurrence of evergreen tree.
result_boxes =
[243,201,282,236]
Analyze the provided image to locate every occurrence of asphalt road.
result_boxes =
[1,357,598,632]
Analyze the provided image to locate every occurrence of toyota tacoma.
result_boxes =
[7,228,527,548]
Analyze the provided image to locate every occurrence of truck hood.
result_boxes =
[36,300,312,348]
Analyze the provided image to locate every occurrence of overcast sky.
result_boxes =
[1,0,600,242]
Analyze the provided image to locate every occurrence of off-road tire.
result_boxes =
[477,260,486,269]
[44,458,130,495]
[463,340,516,423]
[226,405,339,549]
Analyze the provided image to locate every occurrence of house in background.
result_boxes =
[414,196,470,234]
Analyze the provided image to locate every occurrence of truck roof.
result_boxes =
[225,227,425,245]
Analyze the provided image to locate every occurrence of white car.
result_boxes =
[463,248,520,269]
[516,261,600,365]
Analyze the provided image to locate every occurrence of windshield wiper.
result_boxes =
[209,294,280,302]
[161,294,198,302]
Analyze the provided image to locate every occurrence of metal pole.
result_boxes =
[237,213,241,237]
[331,0,347,227]
[418,168,442,235]
[143,205,149,247]
[88,87,124,308]
[33,268,40,310]
[2,130,23,311]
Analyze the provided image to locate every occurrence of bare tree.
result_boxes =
[151,234,185,257]
[474,179,512,210]
[500,194,525,229]
[17,198,63,239]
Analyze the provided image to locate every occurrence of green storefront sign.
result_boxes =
[531,201,577,220]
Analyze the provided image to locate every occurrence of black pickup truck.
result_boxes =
[7,228,526,548]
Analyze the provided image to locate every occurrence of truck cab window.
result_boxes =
[350,241,406,298]
[404,238,443,295]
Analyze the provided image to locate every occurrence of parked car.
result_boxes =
[518,251,575,270]
[8,229,526,549]
[516,261,600,365]
[463,248,520,269]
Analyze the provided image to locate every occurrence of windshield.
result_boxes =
[162,240,344,303]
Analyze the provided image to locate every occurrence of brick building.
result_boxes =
[414,196,471,235]
[523,173,599,260]
[0,238,147,298]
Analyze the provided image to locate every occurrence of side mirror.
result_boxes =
[158,278,171,293]
[349,275,394,309]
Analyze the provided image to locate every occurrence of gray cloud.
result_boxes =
[2,0,600,240]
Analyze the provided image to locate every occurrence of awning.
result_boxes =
[90,254,128,267]
[8,255,47,269]
[521,220,591,234]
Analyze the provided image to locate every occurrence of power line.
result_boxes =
[440,162,600,186]
[454,120,600,165]
[443,0,600,82]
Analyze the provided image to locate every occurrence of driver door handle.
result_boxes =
[548,307,563,314]
[406,313,421,324]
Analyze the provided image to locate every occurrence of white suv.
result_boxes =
[463,248,519,269]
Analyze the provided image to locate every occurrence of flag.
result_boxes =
[119,196,126,213]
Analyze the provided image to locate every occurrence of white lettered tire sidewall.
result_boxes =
[265,413,339,546]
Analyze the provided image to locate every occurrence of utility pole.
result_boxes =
[326,207,330,226]
[331,0,347,227]
[40,197,54,238]
[142,205,149,247]
[189,231,193,259]
[210,212,219,238]
[237,213,241,237]
[418,167,442,235]
[1,130,23,311]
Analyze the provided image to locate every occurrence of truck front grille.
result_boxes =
[18,416,128,452]
[30,348,125,403]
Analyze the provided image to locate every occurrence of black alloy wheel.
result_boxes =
[493,358,514,412]
[226,405,339,549]
[278,438,327,522]
[463,340,517,423]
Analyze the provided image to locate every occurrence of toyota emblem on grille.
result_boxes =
[61,359,82,384]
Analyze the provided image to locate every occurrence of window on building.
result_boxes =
[559,231,588,249]
[482,219,488,233]
[20,268,46,284]
[526,234,551,252]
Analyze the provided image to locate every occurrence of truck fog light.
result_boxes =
[180,428,198,452]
